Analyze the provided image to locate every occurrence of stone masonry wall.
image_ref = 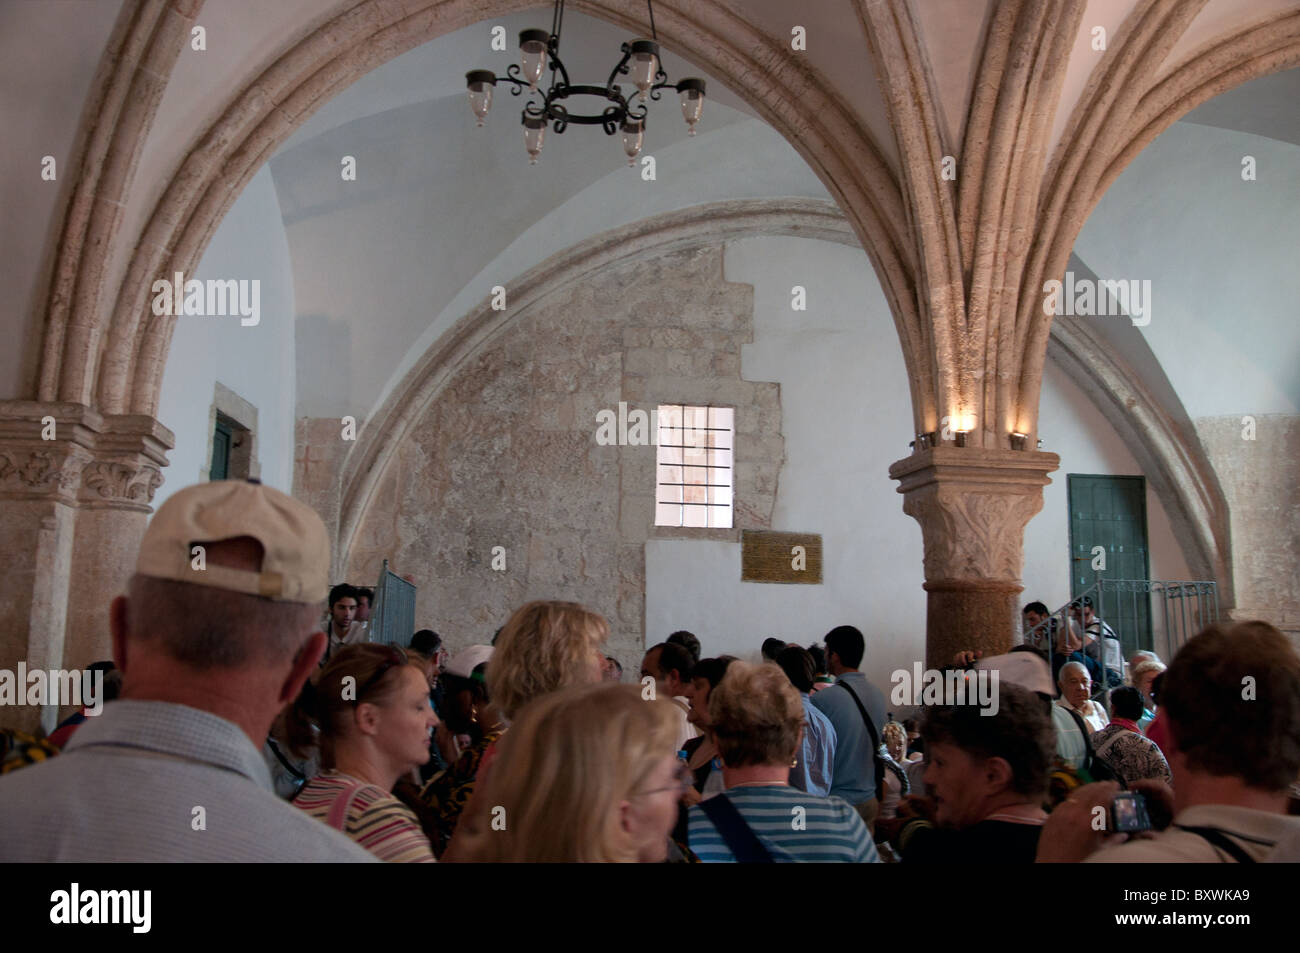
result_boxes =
[1197,414,1300,642]
[343,244,783,671]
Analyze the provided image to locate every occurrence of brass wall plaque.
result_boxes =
[741,530,823,584]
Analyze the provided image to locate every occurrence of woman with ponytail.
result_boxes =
[288,643,438,862]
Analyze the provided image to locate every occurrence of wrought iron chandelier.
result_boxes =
[465,0,706,165]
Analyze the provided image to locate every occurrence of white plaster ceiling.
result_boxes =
[264,5,1299,424]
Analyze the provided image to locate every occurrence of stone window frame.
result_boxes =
[201,381,260,483]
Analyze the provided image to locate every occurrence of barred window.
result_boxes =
[655,405,733,528]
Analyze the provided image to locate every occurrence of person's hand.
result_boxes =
[680,787,702,808]
[1128,778,1175,830]
[1036,781,1123,862]
[951,650,982,668]
[874,815,905,843]
[896,794,937,824]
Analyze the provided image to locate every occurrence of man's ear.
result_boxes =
[279,630,326,706]
[984,756,1014,793]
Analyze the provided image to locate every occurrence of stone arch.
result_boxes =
[1019,4,1300,425]
[336,198,848,566]
[31,1,1300,460]
[29,0,908,425]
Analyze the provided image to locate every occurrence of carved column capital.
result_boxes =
[890,447,1060,668]
[0,400,173,510]
[890,447,1061,584]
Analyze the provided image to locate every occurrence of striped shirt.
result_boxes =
[687,785,880,862]
[296,771,435,863]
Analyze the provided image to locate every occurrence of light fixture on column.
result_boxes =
[464,0,706,165]
[954,430,970,448]
[1010,432,1028,451]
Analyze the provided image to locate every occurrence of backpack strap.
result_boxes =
[1173,825,1259,864]
[698,793,774,863]
[837,680,885,796]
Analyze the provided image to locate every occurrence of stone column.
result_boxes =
[65,414,170,672]
[889,447,1060,670]
[0,401,170,733]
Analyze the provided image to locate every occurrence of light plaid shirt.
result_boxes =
[0,700,375,862]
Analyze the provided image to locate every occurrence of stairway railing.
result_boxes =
[1025,579,1219,675]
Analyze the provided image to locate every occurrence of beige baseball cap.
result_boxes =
[135,480,330,604]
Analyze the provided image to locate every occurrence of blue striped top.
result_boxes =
[687,785,880,863]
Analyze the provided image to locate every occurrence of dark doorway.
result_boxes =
[1067,474,1152,649]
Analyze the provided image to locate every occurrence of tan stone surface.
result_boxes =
[342,244,779,671]
[0,401,171,732]
[1197,415,1300,638]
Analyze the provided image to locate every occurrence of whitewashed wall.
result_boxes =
[154,166,298,510]
[646,236,1191,685]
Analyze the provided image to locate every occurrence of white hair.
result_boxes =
[1057,660,1089,686]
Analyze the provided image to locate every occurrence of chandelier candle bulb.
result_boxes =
[519,29,549,91]
[621,119,645,166]
[677,78,706,135]
[466,71,496,126]
[524,117,547,164]
[629,39,660,94]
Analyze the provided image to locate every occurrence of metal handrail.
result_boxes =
[1025,579,1219,677]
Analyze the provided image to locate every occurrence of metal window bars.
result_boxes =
[1024,579,1219,682]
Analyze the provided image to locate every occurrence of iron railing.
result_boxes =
[1025,579,1219,677]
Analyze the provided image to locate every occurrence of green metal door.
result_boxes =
[1067,474,1152,650]
[210,417,232,481]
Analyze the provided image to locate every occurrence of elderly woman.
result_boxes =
[452,683,684,862]
[686,661,879,862]
[442,600,609,859]
[878,721,911,820]
[886,682,1054,863]
[1129,655,1166,732]
[288,643,438,862]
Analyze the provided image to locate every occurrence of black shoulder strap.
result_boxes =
[837,681,885,794]
[699,794,774,863]
[1173,825,1258,864]
[1063,707,1115,781]
[1064,707,1094,756]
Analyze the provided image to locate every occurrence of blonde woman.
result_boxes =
[687,661,879,862]
[486,600,609,719]
[452,683,685,862]
[442,600,609,859]
[287,643,437,862]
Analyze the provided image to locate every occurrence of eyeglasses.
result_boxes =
[352,644,408,705]
[633,761,694,798]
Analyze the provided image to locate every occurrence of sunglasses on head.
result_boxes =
[352,644,409,704]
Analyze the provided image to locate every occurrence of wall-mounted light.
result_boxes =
[1010,432,1028,451]
[917,431,937,450]
[954,430,970,448]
